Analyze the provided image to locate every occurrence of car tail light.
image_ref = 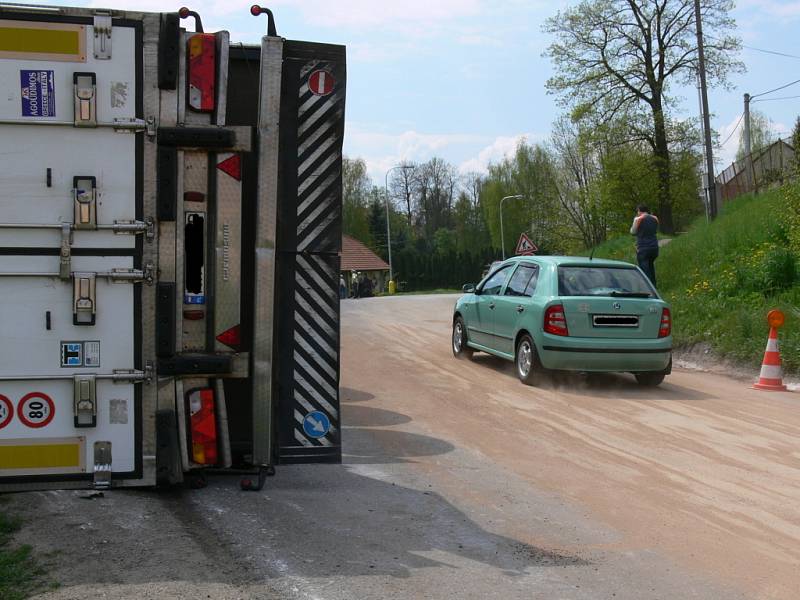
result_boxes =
[188,388,217,465]
[187,33,216,112]
[658,307,671,338]
[544,304,569,336]
[216,324,241,350]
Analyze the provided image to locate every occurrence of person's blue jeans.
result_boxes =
[637,247,659,288]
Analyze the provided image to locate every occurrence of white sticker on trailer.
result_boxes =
[84,341,101,367]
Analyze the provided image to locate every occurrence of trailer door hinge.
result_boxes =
[112,117,158,136]
[112,218,155,240]
[73,272,97,326]
[74,374,97,428]
[107,263,154,284]
[112,361,154,384]
[93,14,112,60]
[73,176,97,230]
[60,222,72,281]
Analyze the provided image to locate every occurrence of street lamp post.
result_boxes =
[500,194,524,260]
[384,165,414,290]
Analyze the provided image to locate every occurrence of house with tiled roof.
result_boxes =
[340,235,389,297]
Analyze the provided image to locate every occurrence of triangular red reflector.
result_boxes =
[216,324,241,350]
[217,154,241,181]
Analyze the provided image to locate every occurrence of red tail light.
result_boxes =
[658,307,671,338]
[187,33,216,112]
[544,304,569,336]
[188,388,217,465]
[216,324,241,350]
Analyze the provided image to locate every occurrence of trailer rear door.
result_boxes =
[0,12,147,489]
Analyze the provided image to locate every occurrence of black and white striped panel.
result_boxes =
[276,253,341,463]
[296,60,345,254]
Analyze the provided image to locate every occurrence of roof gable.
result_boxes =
[340,235,390,271]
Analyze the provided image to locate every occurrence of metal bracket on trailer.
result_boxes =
[0,362,154,385]
[0,117,157,137]
[93,14,112,60]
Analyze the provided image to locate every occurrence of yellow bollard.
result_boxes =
[388,279,396,295]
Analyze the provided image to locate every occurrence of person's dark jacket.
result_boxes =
[631,213,659,251]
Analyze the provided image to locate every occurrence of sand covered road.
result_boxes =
[342,294,800,599]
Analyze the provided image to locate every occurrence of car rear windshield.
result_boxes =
[558,266,655,297]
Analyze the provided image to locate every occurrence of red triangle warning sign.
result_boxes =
[216,154,241,181]
[515,233,537,256]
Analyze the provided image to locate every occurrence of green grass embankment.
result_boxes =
[591,189,800,372]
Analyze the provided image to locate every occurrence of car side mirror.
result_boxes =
[463,283,475,293]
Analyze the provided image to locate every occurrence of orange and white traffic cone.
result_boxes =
[753,324,787,392]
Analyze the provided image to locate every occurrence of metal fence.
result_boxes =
[716,138,796,203]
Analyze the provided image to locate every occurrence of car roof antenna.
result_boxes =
[589,245,595,261]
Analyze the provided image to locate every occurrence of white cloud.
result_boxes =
[345,125,488,181]
[737,0,800,20]
[459,133,542,173]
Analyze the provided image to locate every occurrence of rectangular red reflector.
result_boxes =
[188,388,217,465]
[187,33,215,113]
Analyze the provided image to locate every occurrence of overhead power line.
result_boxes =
[719,113,744,147]
[751,78,800,99]
[751,94,800,103]
[741,44,800,61]
[705,34,800,61]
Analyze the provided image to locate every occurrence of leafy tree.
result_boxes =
[550,116,608,250]
[387,161,417,226]
[367,189,387,253]
[544,0,743,233]
[414,158,458,241]
[481,140,565,255]
[737,109,776,160]
[342,157,372,243]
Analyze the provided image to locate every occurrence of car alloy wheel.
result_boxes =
[515,334,537,385]
[517,339,532,378]
[453,321,463,353]
[452,317,473,358]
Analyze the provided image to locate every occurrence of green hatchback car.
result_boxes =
[452,256,672,386]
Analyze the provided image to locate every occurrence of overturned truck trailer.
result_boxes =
[0,3,345,491]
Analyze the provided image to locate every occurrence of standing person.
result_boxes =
[339,274,347,300]
[630,204,659,287]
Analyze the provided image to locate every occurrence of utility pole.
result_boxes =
[695,0,718,219]
[743,93,752,157]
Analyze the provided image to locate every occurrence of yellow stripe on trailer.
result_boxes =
[0,438,85,476]
[0,21,86,62]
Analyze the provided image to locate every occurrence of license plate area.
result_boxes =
[592,314,639,327]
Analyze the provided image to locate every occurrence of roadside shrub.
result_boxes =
[762,247,797,294]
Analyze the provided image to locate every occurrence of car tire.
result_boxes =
[515,334,538,386]
[452,316,473,358]
[634,371,666,386]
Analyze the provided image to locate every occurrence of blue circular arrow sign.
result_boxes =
[302,410,330,439]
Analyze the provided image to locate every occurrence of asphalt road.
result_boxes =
[12,294,800,599]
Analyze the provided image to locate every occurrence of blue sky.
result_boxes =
[57,0,800,182]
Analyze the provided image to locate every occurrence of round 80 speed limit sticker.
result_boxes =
[0,395,12,429]
[18,392,55,428]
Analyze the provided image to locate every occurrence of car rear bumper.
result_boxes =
[538,334,672,372]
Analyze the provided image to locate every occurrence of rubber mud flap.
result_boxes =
[156,282,176,357]
[156,409,183,486]
[157,147,177,221]
[158,13,180,90]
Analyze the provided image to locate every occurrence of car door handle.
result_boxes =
[516,305,524,313]
[489,302,495,309]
